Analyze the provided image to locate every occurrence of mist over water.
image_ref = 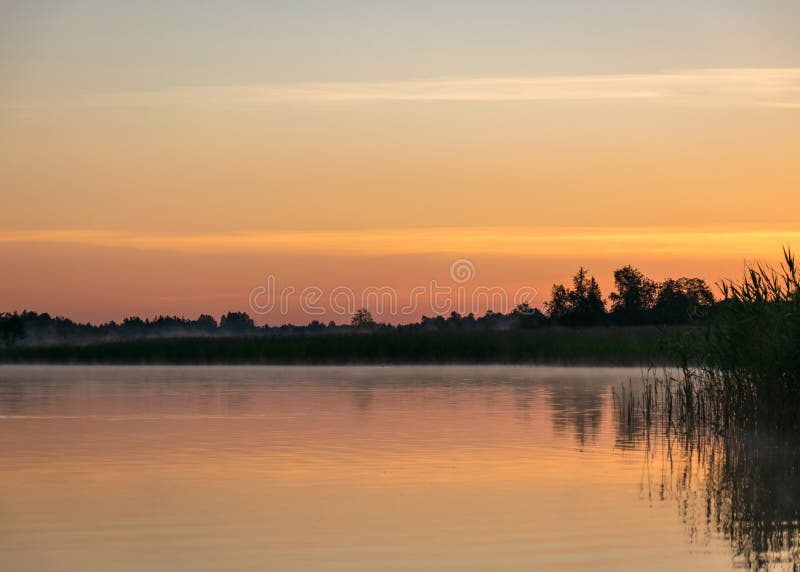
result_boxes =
[0,366,795,571]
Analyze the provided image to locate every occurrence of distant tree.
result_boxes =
[220,311,256,332]
[512,302,546,328]
[682,277,715,307]
[150,315,191,333]
[512,302,528,314]
[351,308,375,328]
[195,314,218,331]
[0,312,26,348]
[653,277,715,324]
[571,269,606,324]
[609,266,657,324]
[545,284,571,320]
[545,268,607,325]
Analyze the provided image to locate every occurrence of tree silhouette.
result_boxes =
[512,302,546,328]
[195,314,218,331]
[546,267,607,325]
[0,262,725,348]
[0,312,26,348]
[545,284,571,321]
[571,268,606,323]
[653,277,714,323]
[609,265,657,324]
[220,311,255,332]
[351,308,375,328]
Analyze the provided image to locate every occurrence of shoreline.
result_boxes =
[0,326,685,367]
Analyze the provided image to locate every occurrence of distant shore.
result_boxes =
[0,326,685,366]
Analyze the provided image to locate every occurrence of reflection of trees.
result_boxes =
[351,380,374,414]
[616,399,800,569]
[511,381,537,423]
[546,382,605,448]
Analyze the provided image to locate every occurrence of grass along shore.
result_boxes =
[0,325,682,366]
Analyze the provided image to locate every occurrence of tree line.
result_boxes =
[547,265,714,326]
[1,265,714,347]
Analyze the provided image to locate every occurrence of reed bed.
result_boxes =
[613,249,800,569]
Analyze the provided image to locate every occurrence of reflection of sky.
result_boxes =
[0,365,743,571]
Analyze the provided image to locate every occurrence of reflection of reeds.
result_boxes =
[614,248,800,568]
[615,378,800,569]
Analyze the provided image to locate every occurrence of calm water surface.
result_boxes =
[0,366,796,571]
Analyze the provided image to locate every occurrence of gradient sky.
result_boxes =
[1,1,799,323]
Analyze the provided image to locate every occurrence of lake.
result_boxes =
[0,366,797,571]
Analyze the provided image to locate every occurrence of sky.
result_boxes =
[1,0,799,323]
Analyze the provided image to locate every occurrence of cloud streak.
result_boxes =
[2,228,798,258]
[66,68,800,109]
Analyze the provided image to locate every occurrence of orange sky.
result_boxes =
[1,2,799,323]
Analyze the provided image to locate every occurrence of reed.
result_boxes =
[611,249,800,568]
[621,249,800,431]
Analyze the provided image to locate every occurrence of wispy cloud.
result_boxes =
[1,227,798,258]
[21,68,795,109]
